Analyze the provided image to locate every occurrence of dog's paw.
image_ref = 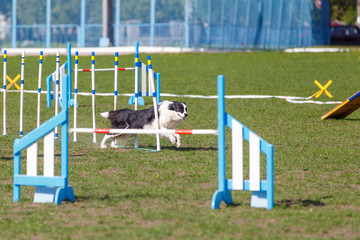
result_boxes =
[100,144,107,149]
[175,134,181,148]
[111,141,119,148]
[168,135,177,145]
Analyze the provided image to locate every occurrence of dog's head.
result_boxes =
[168,101,188,121]
[158,101,188,122]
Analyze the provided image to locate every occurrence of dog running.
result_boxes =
[100,101,188,149]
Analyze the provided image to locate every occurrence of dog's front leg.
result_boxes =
[174,134,181,148]
[160,133,181,148]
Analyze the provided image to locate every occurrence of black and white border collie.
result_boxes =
[100,101,188,149]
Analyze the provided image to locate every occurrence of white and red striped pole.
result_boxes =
[77,67,134,72]
[70,128,217,135]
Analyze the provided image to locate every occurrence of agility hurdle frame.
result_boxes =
[3,49,49,137]
[45,42,161,144]
[46,41,160,109]
[212,75,274,210]
[13,43,74,204]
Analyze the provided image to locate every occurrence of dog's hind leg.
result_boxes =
[110,123,130,148]
[100,134,113,149]
[110,134,125,148]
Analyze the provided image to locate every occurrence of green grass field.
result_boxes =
[0,50,360,239]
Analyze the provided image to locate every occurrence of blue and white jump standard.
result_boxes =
[212,75,274,210]
[128,41,161,106]
[13,43,74,205]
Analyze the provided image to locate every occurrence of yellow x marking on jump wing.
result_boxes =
[6,74,21,90]
[308,80,333,99]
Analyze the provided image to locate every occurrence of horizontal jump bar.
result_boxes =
[70,128,218,135]
[76,67,135,72]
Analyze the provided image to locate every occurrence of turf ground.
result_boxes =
[0,50,360,239]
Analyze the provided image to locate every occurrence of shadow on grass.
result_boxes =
[276,196,332,208]
[160,146,218,151]
[214,199,327,210]
[75,192,168,202]
[119,145,219,152]
[224,202,246,208]
[323,118,360,121]
[1,153,86,161]
[343,118,360,121]
[1,156,13,161]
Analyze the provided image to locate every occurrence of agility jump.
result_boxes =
[46,42,161,144]
[2,50,48,137]
[76,55,163,151]
[13,44,74,205]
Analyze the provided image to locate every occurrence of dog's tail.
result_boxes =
[100,112,109,119]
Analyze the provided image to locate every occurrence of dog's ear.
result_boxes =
[168,102,175,111]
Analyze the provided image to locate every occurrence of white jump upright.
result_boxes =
[147,56,161,151]
[37,51,43,128]
[13,43,74,205]
[19,52,25,137]
[91,52,97,143]
[211,75,274,210]
[3,49,7,135]
[73,51,79,142]
[55,51,60,139]
[114,52,119,110]
[133,48,140,148]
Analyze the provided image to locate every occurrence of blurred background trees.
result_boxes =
[331,0,357,24]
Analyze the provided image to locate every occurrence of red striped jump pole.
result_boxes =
[77,67,135,72]
[70,128,218,135]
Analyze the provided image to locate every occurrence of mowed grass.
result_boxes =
[0,50,360,239]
